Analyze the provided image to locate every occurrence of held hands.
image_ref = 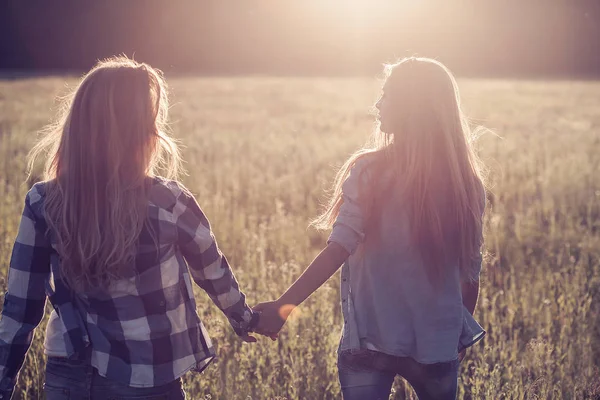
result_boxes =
[242,243,347,342]
[252,300,295,340]
[238,300,295,343]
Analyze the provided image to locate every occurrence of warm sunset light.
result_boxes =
[312,0,422,20]
[1,1,599,399]
[278,304,298,320]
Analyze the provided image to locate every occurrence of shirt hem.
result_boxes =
[94,349,216,388]
[458,330,486,352]
[45,348,217,388]
[339,337,464,365]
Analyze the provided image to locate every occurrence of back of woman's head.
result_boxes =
[315,57,486,284]
[28,55,182,292]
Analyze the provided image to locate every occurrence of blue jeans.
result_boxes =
[338,350,459,400]
[44,357,186,400]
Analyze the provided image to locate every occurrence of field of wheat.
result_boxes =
[0,76,599,399]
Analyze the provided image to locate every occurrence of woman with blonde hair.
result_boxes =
[255,57,487,400]
[0,56,262,399]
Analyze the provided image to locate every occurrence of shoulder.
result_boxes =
[338,153,381,205]
[148,177,192,210]
[148,177,203,213]
[345,151,381,189]
[23,181,49,220]
[26,181,47,205]
[352,152,378,174]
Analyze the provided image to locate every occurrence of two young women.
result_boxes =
[0,56,486,400]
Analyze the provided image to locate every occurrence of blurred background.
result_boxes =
[2,0,600,77]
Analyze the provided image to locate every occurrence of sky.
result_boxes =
[1,0,599,77]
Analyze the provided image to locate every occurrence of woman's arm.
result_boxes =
[279,242,349,308]
[173,184,259,341]
[254,242,349,334]
[0,187,51,399]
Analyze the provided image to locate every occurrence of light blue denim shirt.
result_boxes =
[328,157,485,364]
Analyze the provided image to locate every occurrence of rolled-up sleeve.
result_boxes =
[327,160,371,255]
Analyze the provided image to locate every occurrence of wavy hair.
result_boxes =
[313,57,487,283]
[28,56,182,292]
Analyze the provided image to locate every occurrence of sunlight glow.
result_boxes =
[278,304,298,320]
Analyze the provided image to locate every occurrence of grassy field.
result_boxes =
[0,76,599,399]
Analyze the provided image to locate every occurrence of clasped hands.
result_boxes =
[239,300,294,342]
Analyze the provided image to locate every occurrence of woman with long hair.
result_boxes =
[0,56,263,399]
[255,57,487,400]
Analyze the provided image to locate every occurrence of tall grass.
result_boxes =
[0,77,598,399]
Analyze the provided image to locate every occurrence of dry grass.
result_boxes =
[0,76,599,399]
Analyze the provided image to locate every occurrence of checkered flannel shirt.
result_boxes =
[0,178,258,397]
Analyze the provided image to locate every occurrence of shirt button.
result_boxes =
[159,301,165,306]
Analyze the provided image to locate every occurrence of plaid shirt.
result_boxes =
[0,178,258,396]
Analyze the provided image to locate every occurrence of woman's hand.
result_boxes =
[253,300,293,337]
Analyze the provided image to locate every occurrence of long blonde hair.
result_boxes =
[28,56,182,292]
[313,57,486,283]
